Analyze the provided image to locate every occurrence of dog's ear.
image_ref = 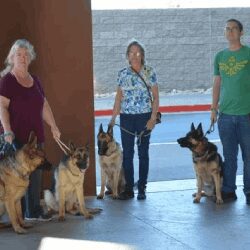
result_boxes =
[197,123,203,136]
[68,142,76,153]
[191,123,195,131]
[28,131,37,146]
[85,141,90,152]
[98,123,104,134]
[107,124,113,137]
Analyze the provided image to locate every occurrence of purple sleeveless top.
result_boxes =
[0,72,45,144]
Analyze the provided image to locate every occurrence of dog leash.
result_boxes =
[204,121,215,137]
[55,138,70,155]
[114,123,151,146]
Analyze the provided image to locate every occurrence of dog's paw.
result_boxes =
[22,222,33,228]
[58,216,65,222]
[14,226,27,234]
[193,197,201,203]
[112,195,119,200]
[216,198,223,204]
[97,194,104,199]
[192,191,207,197]
[84,213,94,219]
[87,207,103,214]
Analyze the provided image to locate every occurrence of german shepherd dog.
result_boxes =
[177,123,223,204]
[44,142,101,221]
[0,132,46,234]
[97,124,125,199]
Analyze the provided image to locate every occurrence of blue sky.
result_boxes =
[91,0,250,10]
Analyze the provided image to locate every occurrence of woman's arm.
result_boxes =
[0,95,14,143]
[150,84,159,120]
[43,98,61,140]
[146,84,159,130]
[110,87,122,126]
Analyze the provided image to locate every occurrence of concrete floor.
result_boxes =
[0,175,250,250]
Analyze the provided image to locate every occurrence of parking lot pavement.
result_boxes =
[95,112,243,186]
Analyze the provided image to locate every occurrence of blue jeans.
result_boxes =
[120,112,151,190]
[218,113,250,195]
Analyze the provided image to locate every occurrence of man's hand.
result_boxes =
[210,109,218,123]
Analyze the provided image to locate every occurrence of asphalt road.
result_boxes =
[95,112,243,185]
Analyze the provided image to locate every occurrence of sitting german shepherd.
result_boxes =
[0,132,46,234]
[177,123,223,204]
[97,124,125,199]
[44,142,101,221]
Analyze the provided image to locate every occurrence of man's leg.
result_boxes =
[237,114,250,204]
[218,113,238,200]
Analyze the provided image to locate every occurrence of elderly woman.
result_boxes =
[110,40,159,200]
[0,39,61,221]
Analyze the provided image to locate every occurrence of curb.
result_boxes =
[94,104,211,116]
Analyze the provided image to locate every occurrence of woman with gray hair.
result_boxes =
[0,39,61,221]
[110,40,159,200]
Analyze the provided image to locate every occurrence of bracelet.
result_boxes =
[3,131,15,138]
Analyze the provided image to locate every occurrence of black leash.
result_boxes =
[114,123,151,146]
[204,121,215,137]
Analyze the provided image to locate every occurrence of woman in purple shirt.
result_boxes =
[0,39,61,221]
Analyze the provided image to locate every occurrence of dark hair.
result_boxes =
[226,19,243,32]
[126,40,145,65]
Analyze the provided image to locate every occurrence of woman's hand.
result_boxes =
[109,116,116,127]
[146,117,156,130]
[3,131,14,144]
[51,126,61,140]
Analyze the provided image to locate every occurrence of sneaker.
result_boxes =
[246,194,250,205]
[25,217,37,221]
[221,191,237,202]
[25,213,52,222]
[118,190,134,200]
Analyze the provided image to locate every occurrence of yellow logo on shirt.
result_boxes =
[219,56,248,76]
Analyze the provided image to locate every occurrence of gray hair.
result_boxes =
[126,39,146,66]
[0,39,36,77]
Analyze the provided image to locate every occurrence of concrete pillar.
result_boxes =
[0,0,96,195]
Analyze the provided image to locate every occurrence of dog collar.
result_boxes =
[193,150,209,162]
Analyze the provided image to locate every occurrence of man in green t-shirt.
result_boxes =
[211,19,250,205]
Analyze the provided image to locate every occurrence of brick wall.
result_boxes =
[92,8,250,95]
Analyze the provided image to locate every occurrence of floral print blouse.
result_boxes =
[117,65,158,114]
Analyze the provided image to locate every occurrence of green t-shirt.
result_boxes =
[214,45,250,115]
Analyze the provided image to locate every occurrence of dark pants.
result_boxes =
[120,112,151,190]
[14,140,44,218]
[21,169,43,218]
[218,113,250,195]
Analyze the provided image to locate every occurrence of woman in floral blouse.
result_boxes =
[110,40,159,200]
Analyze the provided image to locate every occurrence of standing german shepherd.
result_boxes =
[97,124,125,199]
[44,142,101,221]
[177,123,223,204]
[0,132,46,234]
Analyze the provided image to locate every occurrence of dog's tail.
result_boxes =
[44,190,58,212]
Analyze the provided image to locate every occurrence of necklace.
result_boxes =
[11,70,33,87]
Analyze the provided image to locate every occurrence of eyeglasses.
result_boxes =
[224,27,239,32]
[128,52,141,57]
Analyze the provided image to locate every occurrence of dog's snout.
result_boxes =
[177,137,189,148]
[177,137,184,144]
[98,140,108,155]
